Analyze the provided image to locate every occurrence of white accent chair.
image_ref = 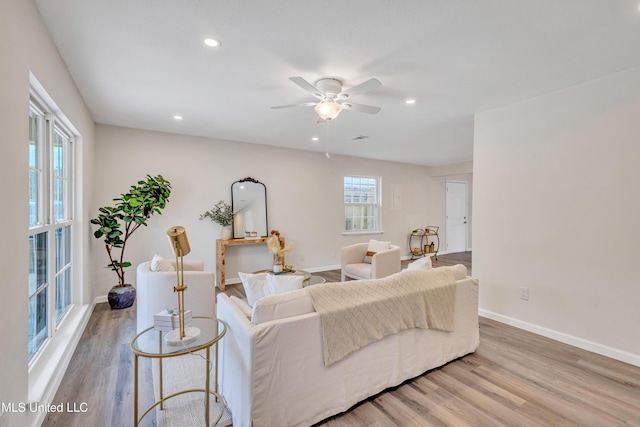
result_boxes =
[136,260,216,333]
[341,243,401,281]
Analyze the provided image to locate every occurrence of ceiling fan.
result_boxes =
[271,77,382,121]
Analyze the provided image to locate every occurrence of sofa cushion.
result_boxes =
[343,263,373,279]
[251,288,315,324]
[364,239,391,263]
[150,254,175,272]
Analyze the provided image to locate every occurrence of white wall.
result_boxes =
[474,67,640,365]
[92,124,444,295]
[0,0,95,425]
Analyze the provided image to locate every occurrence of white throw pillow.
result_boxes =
[239,273,305,307]
[150,254,175,272]
[364,239,391,263]
[238,272,268,306]
[407,256,433,271]
[264,274,304,296]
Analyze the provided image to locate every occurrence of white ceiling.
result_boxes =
[35,0,640,166]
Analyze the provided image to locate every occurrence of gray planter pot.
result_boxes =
[108,284,136,309]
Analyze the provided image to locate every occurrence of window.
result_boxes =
[344,175,381,232]
[28,97,75,364]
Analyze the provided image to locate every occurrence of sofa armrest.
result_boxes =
[217,294,257,427]
[341,243,368,269]
[371,245,401,279]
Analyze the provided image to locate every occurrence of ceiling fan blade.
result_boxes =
[271,102,318,109]
[341,78,381,98]
[289,77,324,99]
[342,103,381,114]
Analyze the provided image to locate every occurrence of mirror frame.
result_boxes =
[231,177,268,239]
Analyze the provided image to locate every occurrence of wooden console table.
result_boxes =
[216,237,284,290]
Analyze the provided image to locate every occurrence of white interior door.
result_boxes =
[446,181,468,253]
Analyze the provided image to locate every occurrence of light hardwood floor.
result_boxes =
[43,252,640,426]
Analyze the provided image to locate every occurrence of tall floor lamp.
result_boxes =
[165,226,200,346]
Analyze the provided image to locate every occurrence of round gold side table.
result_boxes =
[130,316,227,426]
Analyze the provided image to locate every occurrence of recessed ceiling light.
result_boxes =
[204,38,221,47]
[312,137,319,141]
[406,99,416,105]
[173,115,183,120]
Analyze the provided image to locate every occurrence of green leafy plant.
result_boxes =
[90,174,172,286]
[200,200,234,226]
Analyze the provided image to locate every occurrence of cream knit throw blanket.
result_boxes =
[308,269,457,366]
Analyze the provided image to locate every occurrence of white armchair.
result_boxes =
[136,259,216,333]
[341,242,401,281]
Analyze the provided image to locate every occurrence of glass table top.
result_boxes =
[131,317,226,357]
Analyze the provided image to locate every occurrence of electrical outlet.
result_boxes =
[520,287,529,300]
[299,254,305,262]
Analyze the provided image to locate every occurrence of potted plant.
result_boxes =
[91,174,172,309]
[200,200,234,240]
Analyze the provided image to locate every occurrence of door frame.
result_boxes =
[446,180,469,253]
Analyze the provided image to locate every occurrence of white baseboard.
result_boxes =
[479,309,640,368]
[304,264,341,273]
[94,295,107,304]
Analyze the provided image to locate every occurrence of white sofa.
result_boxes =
[216,265,479,427]
[341,242,401,281]
[136,260,216,333]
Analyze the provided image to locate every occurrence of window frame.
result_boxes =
[343,174,383,235]
[28,94,76,365]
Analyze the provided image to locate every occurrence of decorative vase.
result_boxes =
[108,284,136,309]
[273,254,283,273]
[221,226,232,240]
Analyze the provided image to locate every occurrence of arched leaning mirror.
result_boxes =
[231,177,268,239]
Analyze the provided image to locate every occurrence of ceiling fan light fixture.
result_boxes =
[315,100,343,120]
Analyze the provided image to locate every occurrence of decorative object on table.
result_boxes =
[267,230,293,273]
[154,308,193,332]
[90,174,172,309]
[165,226,201,345]
[244,230,258,239]
[200,200,234,240]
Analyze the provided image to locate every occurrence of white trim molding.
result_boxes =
[479,309,640,368]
